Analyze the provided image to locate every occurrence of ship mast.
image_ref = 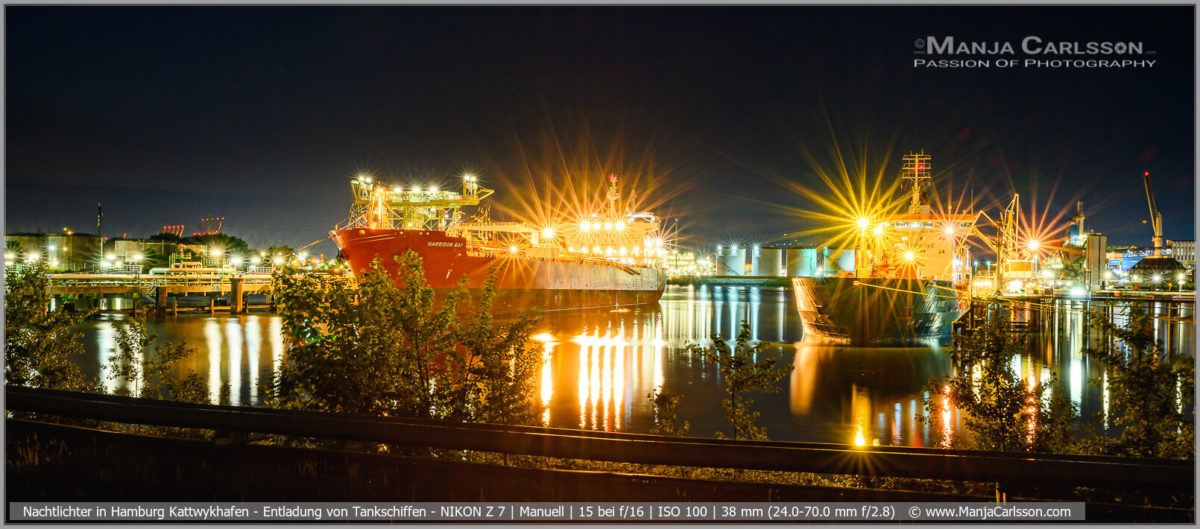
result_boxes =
[900,151,932,214]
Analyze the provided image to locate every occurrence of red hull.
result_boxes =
[332,228,666,311]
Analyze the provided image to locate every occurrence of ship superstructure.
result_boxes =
[792,152,973,346]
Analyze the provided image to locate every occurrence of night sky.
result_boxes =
[6,6,1195,257]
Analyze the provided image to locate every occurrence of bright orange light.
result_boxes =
[856,217,870,229]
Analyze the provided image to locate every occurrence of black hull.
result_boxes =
[791,277,964,346]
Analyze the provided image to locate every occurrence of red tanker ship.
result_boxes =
[331,173,667,312]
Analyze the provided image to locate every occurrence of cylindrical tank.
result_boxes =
[786,248,818,277]
[717,246,744,276]
[754,247,784,276]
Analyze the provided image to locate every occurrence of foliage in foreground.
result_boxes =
[4,263,93,392]
[648,385,690,436]
[106,318,209,404]
[1079,307,1194,459]
[687,321,793,440]
[266,251,542,425]
[921,312,1078,453]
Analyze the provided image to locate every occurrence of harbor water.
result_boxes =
[77,285,1194,446]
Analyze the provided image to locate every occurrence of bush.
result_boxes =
[4,263,93,391]
[1079,307,1194,459]
[266,251,542,425]
[921,312,1077,453]
[687,321,792,440]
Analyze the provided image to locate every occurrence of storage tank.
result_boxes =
[786,248,818,277]
[717,245,745,276]
[754,247,784,276]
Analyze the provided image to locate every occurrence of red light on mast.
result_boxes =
[1144,171,1150,177]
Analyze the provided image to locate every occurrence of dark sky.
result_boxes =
[6,6,1195,256]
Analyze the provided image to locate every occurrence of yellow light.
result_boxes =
[581,221,591,232]
[604,222,613,231]
[509,246,519,254]
[231,256,243,266]
[854,430,865,447]
[210,248,223,257]
[542,227,555,239]
[856,217,870,229]
[1027,239,1040,251]
[592,246,601,254]
[430,186,439,193]
[904,251,915,262]
[615,221,625,231]
[251,256,262,265]
[272,256,284,265]
[133,253,143,262]
[873,225,883,236]
[944,225,955,236]
[26,252,39,262]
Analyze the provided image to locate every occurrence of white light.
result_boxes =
[298,251,308,260]
[1027,240,1040,251]
[414,187,422,194]
[1176,273,1185,281]
[581,221,591,232]
[856,217,870,229]
[1152,274,1162,283]
[4,253,13,260]
[26,252,39,262]
[251,256,262,265]
[542,227,555,239]
[1070,286,1086,298]
[509,245,519,254]
[615,221,625,231]
[363,176,372,183]
[231,256,244,266]
[592,246,601,254]
[107,253,116,260]
[604,222,613,231]
[944,225,955,236]
[210,248,223,257]
[272,256,284,265]
[133,253,143,262]
[48,245,56,251]
[904,251,915,262]
[393,186,402,193]
[873,225,883,236]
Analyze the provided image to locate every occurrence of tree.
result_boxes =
[107,318,209,404]
[687,321,792,440]
[1079,307,1194,459]
[184,233,252,258]
[648,386,690,436]
[921,311,1077,453]
[4,263,93,391]
[266,250,544,425]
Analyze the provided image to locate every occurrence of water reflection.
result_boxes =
[76,287,1192,446]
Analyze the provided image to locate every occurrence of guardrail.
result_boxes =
[6,386,1191,492]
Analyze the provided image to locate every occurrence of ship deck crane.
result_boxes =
[1143,170,1164,256]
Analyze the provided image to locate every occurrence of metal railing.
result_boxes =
[6,386,1191,492]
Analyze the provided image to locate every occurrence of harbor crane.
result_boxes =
[1143,170,1164,256]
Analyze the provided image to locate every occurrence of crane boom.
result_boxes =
[1143,171,1164,256]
